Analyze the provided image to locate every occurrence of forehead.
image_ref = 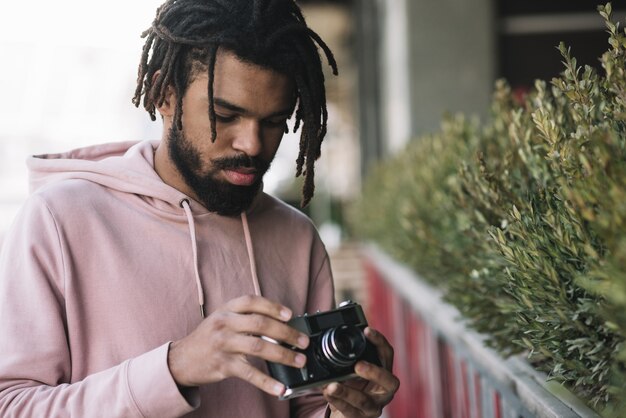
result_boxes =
[186,50,296,113]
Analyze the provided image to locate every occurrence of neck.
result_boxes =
[154,142,199,201]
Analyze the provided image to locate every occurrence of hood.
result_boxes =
[27,140,192,212]
[26,140,264,318]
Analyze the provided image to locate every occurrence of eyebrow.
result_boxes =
[214,97,294,118]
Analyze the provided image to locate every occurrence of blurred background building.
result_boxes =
[355,0,626,172]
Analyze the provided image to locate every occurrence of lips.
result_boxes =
[223,169,258,186]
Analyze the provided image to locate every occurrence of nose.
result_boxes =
[232,120,262,157]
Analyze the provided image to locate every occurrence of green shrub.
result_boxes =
[352,4,626,414]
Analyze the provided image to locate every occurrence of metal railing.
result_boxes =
[363,246,601,418]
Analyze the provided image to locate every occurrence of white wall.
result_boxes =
[0,1,167,234]
[0,1,348,236]
[406,0,496,137]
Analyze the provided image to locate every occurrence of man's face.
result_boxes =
[166,50,296,215]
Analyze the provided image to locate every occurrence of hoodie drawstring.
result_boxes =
[241,211,262,296]
[180,199,262,320]
[180,199,206,319]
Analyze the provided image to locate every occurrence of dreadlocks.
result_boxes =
[132,0,338,207]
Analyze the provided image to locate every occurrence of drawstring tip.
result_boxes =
[200,304,206,319]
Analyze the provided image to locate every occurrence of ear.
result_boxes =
[153,71,177,119]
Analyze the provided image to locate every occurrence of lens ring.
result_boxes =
[322,328,351,368]
[321,325,366,368]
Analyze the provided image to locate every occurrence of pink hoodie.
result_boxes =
[0,140,334,417]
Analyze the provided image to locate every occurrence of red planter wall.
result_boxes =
[365,261,505,418]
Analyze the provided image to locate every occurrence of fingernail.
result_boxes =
[365,327,376,337]
[295,353,306,367]
[297,335,309,348]
[328,382,339,395]
[273,383,285,396]
[280,308,292,320]
[357,362,370,373]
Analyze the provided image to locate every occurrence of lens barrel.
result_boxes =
[320,325,366,368]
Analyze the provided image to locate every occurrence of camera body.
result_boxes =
[267,301,381,400]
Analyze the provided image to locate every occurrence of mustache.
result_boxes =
[212,155,270,172]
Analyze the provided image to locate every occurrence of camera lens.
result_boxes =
[320,325,366,368]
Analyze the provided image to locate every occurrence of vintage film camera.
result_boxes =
[266,301,381,400]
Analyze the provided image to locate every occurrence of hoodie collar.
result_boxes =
[27,140,265,216]
[29,140,265,318]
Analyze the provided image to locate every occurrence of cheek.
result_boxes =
[179,102,217,144]
[181,116,212,143]
[181,126,230,166]
[262,136,283,162]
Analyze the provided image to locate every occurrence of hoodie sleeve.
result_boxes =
[0,195,197,418]
[290,244,335,418]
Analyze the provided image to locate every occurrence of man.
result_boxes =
[0,0,399,417]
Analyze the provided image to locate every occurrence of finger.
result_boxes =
[228,313,309,349]
[226,334,307,368]
[354,361,400,397]
[324,395,364,418]
[323,382,381,417]
[225,295,293,322]
[229,360,286,397]
[342,376,369,392]
[364,327,394,370]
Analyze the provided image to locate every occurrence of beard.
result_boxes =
[167,124,271,216]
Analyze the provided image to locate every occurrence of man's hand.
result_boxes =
[167,295,310,396]
[323,327,399,418]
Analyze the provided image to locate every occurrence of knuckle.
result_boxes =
[216,358,234,378]
[290,327,303,341]
[392,376,400,391]
[252,314,268,331]
[361,397,376,412]
[273,302,286,316]
[260,374,274,391]
[277,347,298,363]
[242,365,256,382]
[275,346,291,363]
[212,333,227,350]
[364,404,379,418]
[240,294,256,306]
[212,313,228,330]
[250,337,264,353]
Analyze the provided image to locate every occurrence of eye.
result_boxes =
[215,114,236,123]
